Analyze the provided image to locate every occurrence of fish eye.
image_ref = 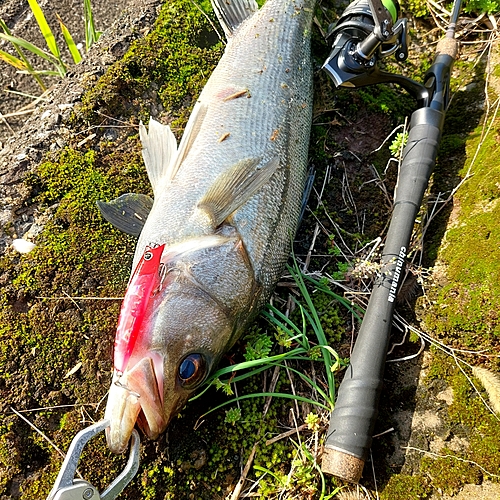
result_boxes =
[178,353,206,388]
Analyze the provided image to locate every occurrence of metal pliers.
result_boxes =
[47,419,140,500]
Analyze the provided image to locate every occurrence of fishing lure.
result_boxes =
[114,244,166,375]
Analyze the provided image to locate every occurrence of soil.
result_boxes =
[0,0,127,143]
[0,0,158,254]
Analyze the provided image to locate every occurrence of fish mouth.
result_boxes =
[105,357,167,454]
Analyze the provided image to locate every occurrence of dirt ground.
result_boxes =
[0,0,127,143]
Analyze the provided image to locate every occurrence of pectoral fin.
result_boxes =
[97,193,153,236]
[199,156,279,227]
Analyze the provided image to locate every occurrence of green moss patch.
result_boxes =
[421,105,500,351]
[74,0,223,131]
[380,474,430,499]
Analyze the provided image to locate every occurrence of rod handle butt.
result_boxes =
[321,447,364,483]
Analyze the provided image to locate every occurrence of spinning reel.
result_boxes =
[323,0,428,105]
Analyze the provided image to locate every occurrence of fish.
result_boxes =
[99,0,316,454]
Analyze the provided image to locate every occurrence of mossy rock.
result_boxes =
[420,80,500,351]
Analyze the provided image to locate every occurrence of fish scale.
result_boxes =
[135,0,314,277]
[101,0,317,454]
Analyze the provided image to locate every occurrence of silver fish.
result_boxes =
[100,0,316,453]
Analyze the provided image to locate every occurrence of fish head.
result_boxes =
[105,278,236,454]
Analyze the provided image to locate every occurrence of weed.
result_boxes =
[463,0,500,14]
[224,407,242,425]
[389,131,408,158]
[0,0,101,90]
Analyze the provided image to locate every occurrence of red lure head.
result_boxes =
[114,244,166,374]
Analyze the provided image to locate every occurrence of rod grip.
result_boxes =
[322,106,446,482]
[322,279,394,482]
[394,107,444,208]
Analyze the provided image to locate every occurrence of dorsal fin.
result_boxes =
[97,193,153,236]
[171,100,208,177]
[199,156,279,227]
[139,119,178,195]
[210,0,258,38]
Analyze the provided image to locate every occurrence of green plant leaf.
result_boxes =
[84,0,101,51]
[0,0,100,89]
[278,363,333,407]
[0,33,59,67]
[56,13,82,64]
[28,0,60,59]
[198,392,331,421]
[263,304,304,338]
[0,20,46,90]
[301,272,364,320]
[253,466,288,486]
[286,262,337,401]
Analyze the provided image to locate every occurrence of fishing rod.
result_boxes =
[321,0,461,483]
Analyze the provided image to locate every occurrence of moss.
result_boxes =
[448,370,500,476]
[380,348,500,497]
[380,474,430,499]
[420,105,500,350]
[404,90,500,496]
[73,0,223,131]
[400,0,429,17]
[357,85,415,119]
[367,31,498,500]
[0,146,139,497]
[420,449,482,494]
[0,427,21,491]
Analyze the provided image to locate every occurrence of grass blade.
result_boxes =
[190,364,272,402]
[0,33,58,67]
[193,347,308,402]
[55,13,82,64]
[84,0,102,51]
[208,348,306,380]
[253,466,287,486]
[263,304,304,337]
[0,20,46,90]
[302,272,364,321]
[287,262,338,401]
[278,363,333,407]
[198,392,331,421]
[0,49,28,70]
[28,0,60,60]
[301,306,336,401]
